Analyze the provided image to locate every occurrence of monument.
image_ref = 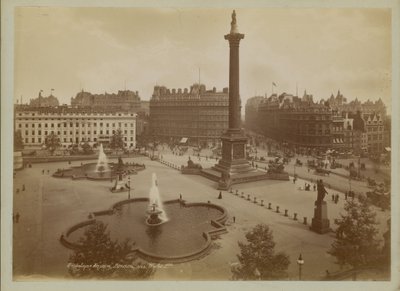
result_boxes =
[208,10,268,189]
[310,179,331,234]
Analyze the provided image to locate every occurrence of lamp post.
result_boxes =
[297,254,304,280]
[128,176,131,199]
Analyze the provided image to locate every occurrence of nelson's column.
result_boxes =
[211,10,269,189]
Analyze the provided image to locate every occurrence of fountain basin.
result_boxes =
[60,198,228,263]
[53,162,145,181]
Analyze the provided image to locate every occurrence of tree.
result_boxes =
[110,129,124,151]
[14,130,24,151]
[44,132,61,155]
[231,224,290,280]
[82,142,94,155]
[68,221,155,279]
[328,197,380,277]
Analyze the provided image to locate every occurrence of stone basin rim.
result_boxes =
[60,198,228,264]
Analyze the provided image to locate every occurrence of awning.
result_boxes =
[180,137,188,144]
[385,147,391,152]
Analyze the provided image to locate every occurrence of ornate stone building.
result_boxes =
[245,96,264,132]
[257,92,332,153]
[15,106,136,150]
[149,84,229,146]
[29,91,59,107]
[71,89,141,112]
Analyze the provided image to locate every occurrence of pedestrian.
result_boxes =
[313,184,316,191]
[345,192,348,200]
[15,212,20,223]
[42,169,45,175]
[22,184,25,191]
[179,193,182,200]
[293,178,296,184]
[233,216,236,223]
[218,191,222,199]
[308,168,310,173]
[335,194,339,204]
[331,194,335,201]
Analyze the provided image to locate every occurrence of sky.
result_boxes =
[14,7,392,110]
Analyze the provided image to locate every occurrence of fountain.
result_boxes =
[95,143,110,173]
[146,173,168,225]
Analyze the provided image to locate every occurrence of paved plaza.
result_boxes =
[13,154,390,281]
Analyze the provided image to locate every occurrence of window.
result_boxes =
[130,137,133,141]
[64,138,67,142]
[25,130,28,135]
[131,123,134,127]
[38,138,41,143]
[100,130,103,134]
[51,124,54,128]
[106,130,109,134]
[94,130,97,134]
[124,137,127,141]
[38,130,41,135]
[25,124,28,128]
[45,124,48,128]
[18,124,22,128]
[130,130,134,134]
[124,130,127,134]
[25,138,28,143]
[32,130,35,135]
[32,124,35,128]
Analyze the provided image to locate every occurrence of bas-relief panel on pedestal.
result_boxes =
[233,143,245,159]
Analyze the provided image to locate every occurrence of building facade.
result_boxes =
[364,113,385,154]
[150,84,229,146]
[29,91,60,107]
[15,107,136,150]
[245,96,264,132]
[257,92,332,153]
[71,90,141,112]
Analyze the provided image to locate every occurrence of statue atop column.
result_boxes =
[230,10,239,34]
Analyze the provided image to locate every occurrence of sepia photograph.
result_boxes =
[1,0,399,290]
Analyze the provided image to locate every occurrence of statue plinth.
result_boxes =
[310,201,331,234]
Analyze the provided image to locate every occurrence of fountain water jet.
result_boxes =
[95,143,110,173]
[146,173,168,225]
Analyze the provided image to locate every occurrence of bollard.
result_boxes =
[294,213,298,220]
[261,200,264,206]
[276,206,280,213]
[254,197,257,203]
[236,190,239,195]
[247,194,250,201]
[284,209,288,217]
[268,203,272,209]
[303,217,307,225]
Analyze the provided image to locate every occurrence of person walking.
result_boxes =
[233,216,236,223]
[218,191,222,199]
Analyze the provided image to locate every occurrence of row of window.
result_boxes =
[18,122,134,128]
[24,137,135,144]
[22,129,135,136]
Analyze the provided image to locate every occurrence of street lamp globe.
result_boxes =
[297,254,304,265]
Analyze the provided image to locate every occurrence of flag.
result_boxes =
[272,82,277,86]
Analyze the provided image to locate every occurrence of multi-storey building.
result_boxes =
[71,89,141,112]
[257,92,332,154]
[245,96,264,132]
[364,113,385,154]
[29,91,60,107]
[150,84,229,147]
[332,111,345,151]
[15,106,136,150]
